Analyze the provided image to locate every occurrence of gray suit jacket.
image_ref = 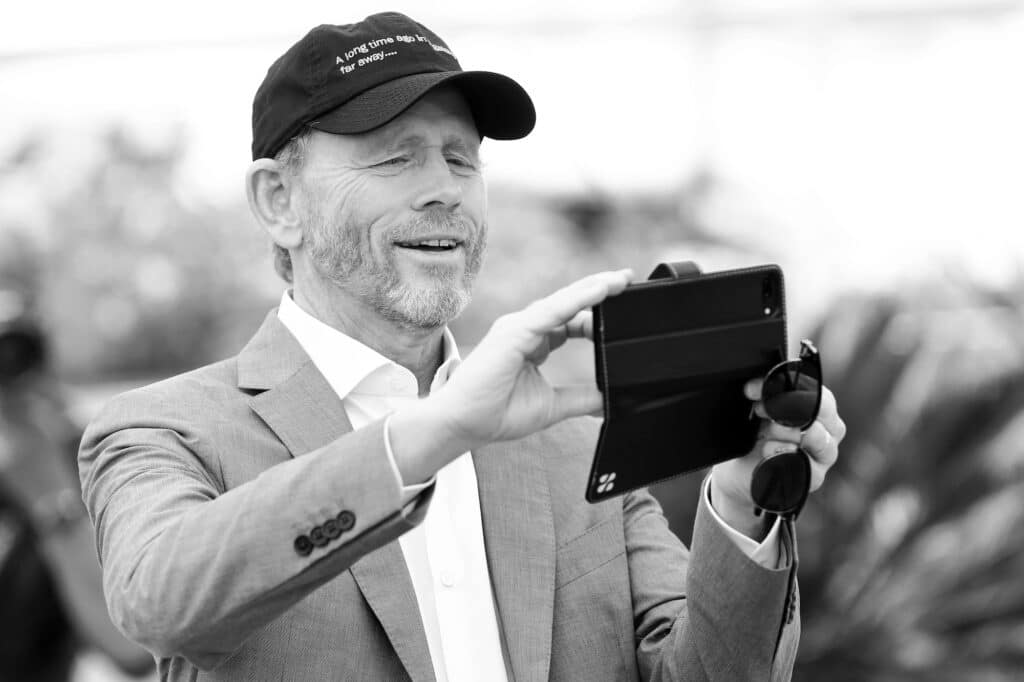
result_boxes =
[79,311,799,681]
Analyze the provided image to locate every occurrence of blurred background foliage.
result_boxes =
[1,128,279,382]
[792,282,1024,681]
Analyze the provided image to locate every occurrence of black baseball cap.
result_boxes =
[252,12,536,160]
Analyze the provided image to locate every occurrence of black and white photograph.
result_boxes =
[1,2,1022,681]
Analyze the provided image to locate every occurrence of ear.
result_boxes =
[245,159,304,250]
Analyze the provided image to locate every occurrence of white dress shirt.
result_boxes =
[278,292,507,682]
[276,290,782,681]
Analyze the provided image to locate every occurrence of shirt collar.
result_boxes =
[276,290,460,399]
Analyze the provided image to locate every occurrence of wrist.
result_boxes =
[388,396,474,484]
[709,475,770,541]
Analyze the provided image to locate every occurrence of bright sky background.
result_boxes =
[3,0,1024,318]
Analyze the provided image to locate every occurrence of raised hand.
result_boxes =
[435,269,632,445]
[388,269,632,483]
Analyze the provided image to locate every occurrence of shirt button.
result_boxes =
[440,569,456,587]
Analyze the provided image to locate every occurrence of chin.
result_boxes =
[379,281,472,330]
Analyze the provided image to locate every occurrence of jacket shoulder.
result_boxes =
[93,358,245,425]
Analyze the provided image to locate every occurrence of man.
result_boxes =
[79,12,845,682]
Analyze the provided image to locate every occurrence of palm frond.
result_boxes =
[795,279,1024,681]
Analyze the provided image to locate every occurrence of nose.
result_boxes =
[411,153,463,211]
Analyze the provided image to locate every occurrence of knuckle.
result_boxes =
[801,426,822,450]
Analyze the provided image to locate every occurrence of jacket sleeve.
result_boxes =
[626,486,799,681]
[78,390,432,670]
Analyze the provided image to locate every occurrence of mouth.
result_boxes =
[393,237,463,253]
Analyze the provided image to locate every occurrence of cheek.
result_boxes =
[310,176,385,254]
[464,177,487,224]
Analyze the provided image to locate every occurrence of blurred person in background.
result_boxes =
[78,12,845,682]
[0,288,153,681]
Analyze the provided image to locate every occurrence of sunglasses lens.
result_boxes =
[762,358,822,429]
[750,450,811,516]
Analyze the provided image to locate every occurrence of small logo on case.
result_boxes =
[597,472,617,493]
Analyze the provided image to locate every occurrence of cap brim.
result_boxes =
[308,70,535,140]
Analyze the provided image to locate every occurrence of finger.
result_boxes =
[564,310,592,340]
[809,457,828,493]
[545,325,569,354]
[744,378,764,401]
[553,384,603,422]
[760,439,801,459]
[518,270,632,336]
[759,421,802,444]
[547,311,592,355]
[750,401,769,420]
[524,336,553,365]
[800,421,839,469]
[815,387,847,442]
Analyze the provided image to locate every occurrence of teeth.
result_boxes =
[400,239,458,248]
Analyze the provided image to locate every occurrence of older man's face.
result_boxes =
[294,86,487,329]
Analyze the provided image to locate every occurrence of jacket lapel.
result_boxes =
[237,310,435,682]
[350,548,435,682]
[474,438,556,682]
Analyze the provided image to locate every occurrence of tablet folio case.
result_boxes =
[586,262,788,503]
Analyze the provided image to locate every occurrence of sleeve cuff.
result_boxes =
[383,413,436,511]
[702,474,784,569]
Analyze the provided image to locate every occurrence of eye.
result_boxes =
[446,155,478,171]
[372,156,411,168]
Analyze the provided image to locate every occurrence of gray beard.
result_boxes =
[304,205,486,330]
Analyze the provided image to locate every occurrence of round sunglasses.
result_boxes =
[750,339,822,519]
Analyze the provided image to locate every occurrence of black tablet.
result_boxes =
[586,263,788,503]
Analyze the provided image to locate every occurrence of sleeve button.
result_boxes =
[337,510,356,531]
[294,535,314,556]
[309,526,328,547]
[322,518,341,539]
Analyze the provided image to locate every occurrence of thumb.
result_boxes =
[553,385,604,422]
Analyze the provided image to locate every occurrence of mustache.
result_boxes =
[386,211,476,242]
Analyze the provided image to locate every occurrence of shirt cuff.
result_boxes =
[382,414,436,511]
[702,474,783,569]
